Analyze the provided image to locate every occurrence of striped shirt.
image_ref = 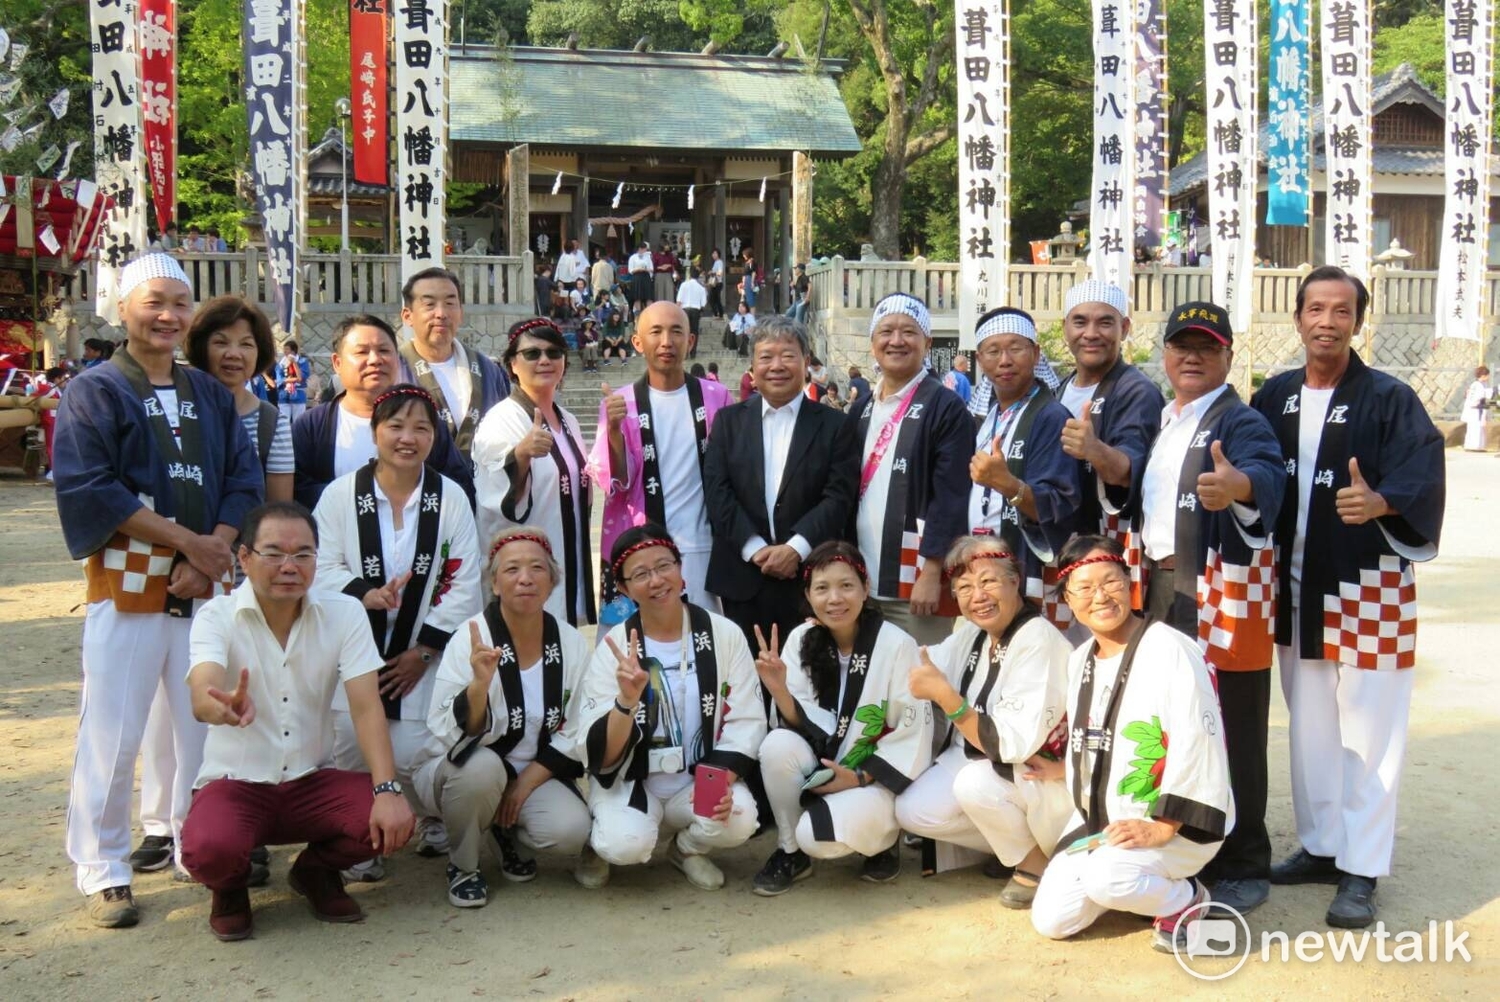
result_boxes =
[241,408,296,475]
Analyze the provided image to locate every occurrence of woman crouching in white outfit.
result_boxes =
[751,541,933,896]
[893,536,1073,906]
[412,527,598,907]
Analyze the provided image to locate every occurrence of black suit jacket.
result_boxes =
[702,394,859,603]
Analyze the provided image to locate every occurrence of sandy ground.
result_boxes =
[0,454,1496,1001]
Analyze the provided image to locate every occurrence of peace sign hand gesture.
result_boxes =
[468,620,500,687]
[205,667,256,728]
[753,623,788,694]
[606,629,649,707]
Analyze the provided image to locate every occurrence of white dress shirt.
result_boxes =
[189,585,383,788]
[1140,383,1256,560]
[856,372,926,597]
[676,278,708,310]
[740,393,811,561]
[628,251,653,274]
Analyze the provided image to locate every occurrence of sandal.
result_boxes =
[1000,869,1043,910]
[489,825,538,882]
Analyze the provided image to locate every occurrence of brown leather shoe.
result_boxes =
[288,858,365,923]
[209,888,253,941]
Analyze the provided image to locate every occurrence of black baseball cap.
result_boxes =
[1164,301,1233,347]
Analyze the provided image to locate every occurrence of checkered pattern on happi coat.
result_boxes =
[1025,567,1074,633]
[898,527,959,617]
[1321,554,1418,670]
[1196,545,1276,672]
[1100,510,1144,611]
[84,532,178,613]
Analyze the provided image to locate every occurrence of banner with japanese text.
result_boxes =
[1320,0,1372,281]
[1132,0,1166,252]
[396,0,448,281]
[956,0,1010,349]
[1434,0,1494,341]
[1266,0,1310,226]
[1203,0,1257,333]
[244,0,305,333]
[90,0,147,325]
[1088,0,1133,289]
[138,0,176,234]
[350,0,389,187]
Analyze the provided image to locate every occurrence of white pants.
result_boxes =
[138,682,176,838]
[894,744,993,853]
[333,711,431,817]
[1031,842,1203,940]
[66,603,202,895]
[678,549,722,614]
[588,777,757,865]
[414,752,591,871]
[278,401,306,424]
[1278,641,1415,878]
[951,758,1074,868]
[760,729,898,859]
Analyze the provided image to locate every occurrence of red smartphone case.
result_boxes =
[692,765,730,817]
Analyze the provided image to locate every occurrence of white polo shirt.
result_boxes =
[189,583,383,788]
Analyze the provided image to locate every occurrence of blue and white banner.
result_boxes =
[1435,0,1494,341]
[1204,0,1257,332]
[1266,0,1310,226]
[1087,0,1134,290]
[956,0,1011,349]
[396,0,449,282]
[244,0,305,334]
[1132,0,1167,251]
[1320,0,1372,282]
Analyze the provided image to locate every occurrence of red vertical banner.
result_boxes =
[350,0,389,186]
[138,0,176,232]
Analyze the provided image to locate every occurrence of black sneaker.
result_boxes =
[248,845,271,888]
[446,864,488,909]
[752,849,813,897]
[488,825,537,882]
[860,844,902,883]
[1327,874,1377,929]
[129,835,174,873]
[1270,848,1343,886]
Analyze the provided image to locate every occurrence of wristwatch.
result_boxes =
[417,649,435,664]
[372,780,403,797]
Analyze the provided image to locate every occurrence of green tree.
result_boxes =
[0,0,94,180]
[1372,11,1443,91]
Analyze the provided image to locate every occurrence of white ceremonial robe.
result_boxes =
[760,619,933,859]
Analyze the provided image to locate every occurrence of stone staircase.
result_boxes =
[557,340,749,445]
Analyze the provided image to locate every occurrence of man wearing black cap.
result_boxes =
[1132,301,1285,915]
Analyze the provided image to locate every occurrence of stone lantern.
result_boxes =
[1374,237,1413,270]
[1048,221,1080,263]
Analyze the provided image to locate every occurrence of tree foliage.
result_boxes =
[0,0,95,180]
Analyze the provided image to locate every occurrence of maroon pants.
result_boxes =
[180,769,376,891]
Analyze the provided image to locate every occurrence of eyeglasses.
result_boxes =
[1165,341,1226,358]
[1066,577,1129,602]
[977,343,1037,360]
[519,347,565,362]
[624,559,680,587]
[248,547,317,567]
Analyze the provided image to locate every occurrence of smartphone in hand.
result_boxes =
[692,764,731,818]
[800,767,836,792]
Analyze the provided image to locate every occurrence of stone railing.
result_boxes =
[805,257,1499,419]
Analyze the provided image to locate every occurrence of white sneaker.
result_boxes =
[416,817,450,857]
[573,845,611,890]
[341,857,386,883]
[669,841,724,891]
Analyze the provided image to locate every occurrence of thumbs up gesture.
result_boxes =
[1060,403,1099,462]
[1335,457,1390,524]
[1195,440,1251,511]
[970,433,1019,495]
[517,407,555,460]
[908,646,956,705]
[205,667,256,727]
[602,381,628,432]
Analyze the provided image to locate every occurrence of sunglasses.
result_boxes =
[519,347,565,362]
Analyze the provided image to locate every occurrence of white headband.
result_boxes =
[1064,280,1129,317]
[117,253,192,303]
[869,294,931,337]
[974,310,1061,393]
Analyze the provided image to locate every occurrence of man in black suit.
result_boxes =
[703,316,860,647]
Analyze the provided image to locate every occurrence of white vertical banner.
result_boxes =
[1319,0,1373,282]
[1087,0,1134,290]
[1434,0,1494,341]
[90,0,148,325]
[1203,0,1257,333]
[956,0,1011,350]
[395,0,449,281]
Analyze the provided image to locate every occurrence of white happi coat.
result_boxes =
[472,396,593,625]
[313,467,484,720]
[1059,621,1234,872]
[412,608,592,794]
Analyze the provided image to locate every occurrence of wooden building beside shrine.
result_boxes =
[1169,63,1500,270]
[443,44,863,294]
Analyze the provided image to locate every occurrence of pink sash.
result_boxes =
[858,381,922,497]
